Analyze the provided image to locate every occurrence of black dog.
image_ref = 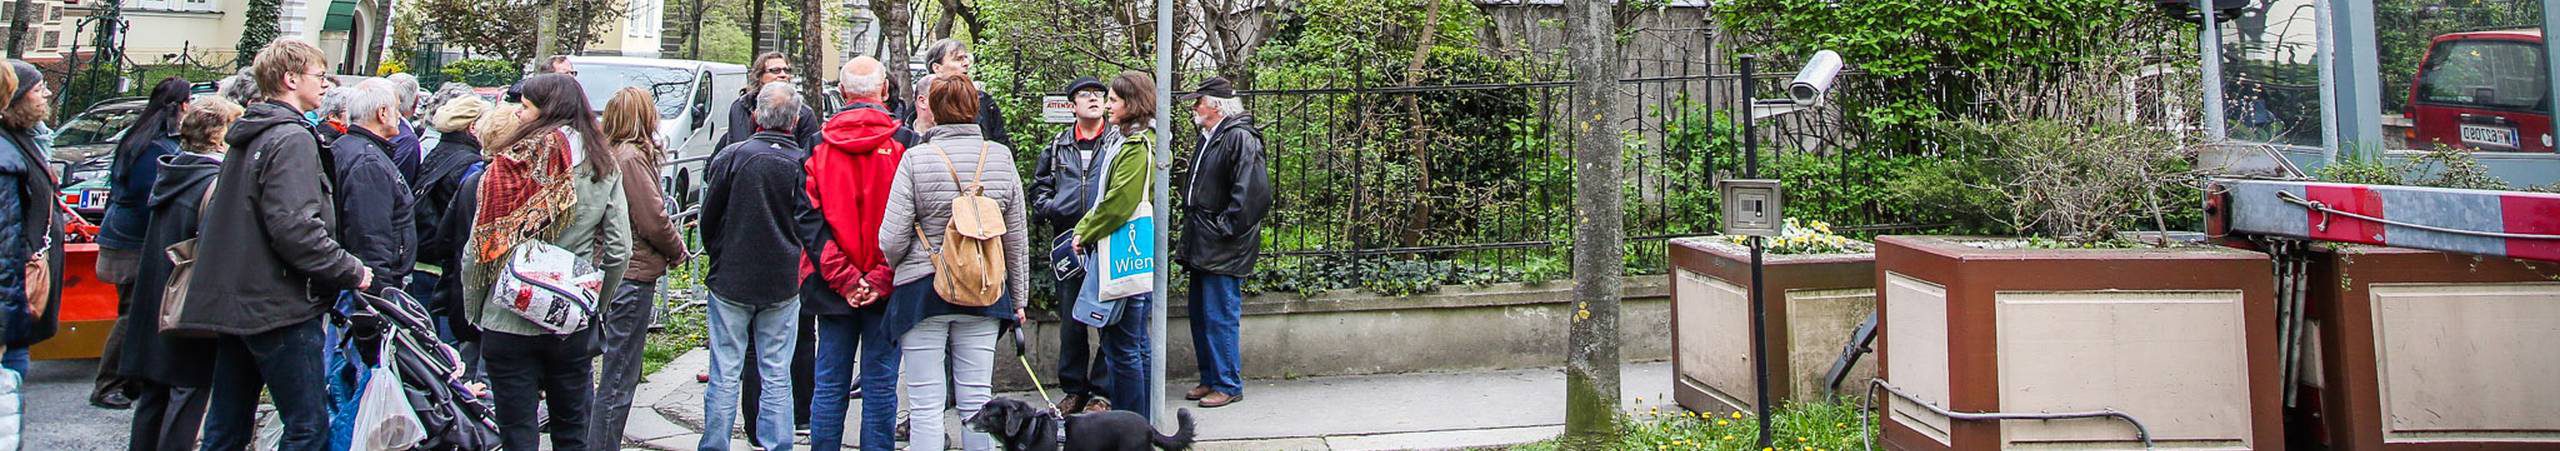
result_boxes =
[968,397,1196,451]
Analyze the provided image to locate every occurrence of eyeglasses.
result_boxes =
[1074,91,1108,101]
[761,67,792,75]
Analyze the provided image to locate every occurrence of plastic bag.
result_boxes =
[353,340,426,450]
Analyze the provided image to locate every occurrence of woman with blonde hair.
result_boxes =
[590,87,691,446]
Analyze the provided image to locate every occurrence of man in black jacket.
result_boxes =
[184,39,373,451]
[330,79,417,294]
[699,82,821,451]
[1030,77,1117,413]
[1174,77,1272,409]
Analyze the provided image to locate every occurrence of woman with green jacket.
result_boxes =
[1069,70,1161,420]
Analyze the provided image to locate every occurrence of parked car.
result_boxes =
[2404,28,2552,153]
[567,56,748,210]
[50,97,156,224]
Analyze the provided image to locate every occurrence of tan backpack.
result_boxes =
[913,143,1008,307]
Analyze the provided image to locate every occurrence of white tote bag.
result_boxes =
[491,241,604,334]
[0,367,19,451]
[353,340,426,450]
[1096,191,1157,301]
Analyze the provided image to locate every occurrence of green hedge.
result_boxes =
[440,59,523,87]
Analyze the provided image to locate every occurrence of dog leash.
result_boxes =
[1008,325,1058,408]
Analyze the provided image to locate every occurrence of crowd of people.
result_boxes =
[0,33,1271,451]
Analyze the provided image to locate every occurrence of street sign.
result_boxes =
[1041,95,1075,124]
[1720,179,1783,237]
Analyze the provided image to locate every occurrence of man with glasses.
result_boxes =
[181,39,374,451]
[1030,77,1119,414]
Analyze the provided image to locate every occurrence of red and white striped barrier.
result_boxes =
[2209,179,2560,263]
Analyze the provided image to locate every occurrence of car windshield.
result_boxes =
[574,64,695,119]
[55,106,141,147]
[2418,39,2549,112]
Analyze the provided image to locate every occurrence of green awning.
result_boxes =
[323,0,358,32]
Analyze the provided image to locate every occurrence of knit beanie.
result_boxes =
[9,60,39,104]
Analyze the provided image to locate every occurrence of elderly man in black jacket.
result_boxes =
[330,79,418,294]
[179,39,373,451]
[1176,77,1272,409]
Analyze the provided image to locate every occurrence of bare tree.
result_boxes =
[1562,0,1623,446]
[1180,0,1290,89]
[6,0,30,59]
[870,0,912,76]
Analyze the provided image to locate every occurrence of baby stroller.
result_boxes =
[326,288,503,451]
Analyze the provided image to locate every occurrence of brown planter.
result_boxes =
[1667,237,1876,414]
[2305,246,2560,450]
[1875,236,2282,451]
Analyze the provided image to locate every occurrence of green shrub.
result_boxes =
[1511,397,1879,451]
[440,59,523,87]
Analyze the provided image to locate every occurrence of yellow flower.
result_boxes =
[1732,412,1745,419]
[1717,419,1730,426]
[1723,435,1737,441]
[1799,437,1810,443]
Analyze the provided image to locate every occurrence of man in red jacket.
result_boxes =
[802,56,914,451]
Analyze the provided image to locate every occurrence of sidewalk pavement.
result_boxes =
[619,349,1675,451]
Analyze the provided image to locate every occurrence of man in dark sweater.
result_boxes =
[698,81,821,451]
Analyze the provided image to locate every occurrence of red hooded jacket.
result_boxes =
[803,101,907,305]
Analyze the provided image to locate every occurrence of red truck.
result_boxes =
[2404,28,2553,153]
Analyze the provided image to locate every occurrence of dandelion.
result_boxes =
[1732,412,1745,419]
[1724,435,1737,441]
[1717,419,1730,426]
[1799,437,1810,443]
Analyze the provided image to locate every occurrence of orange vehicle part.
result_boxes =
[29,243,119,360]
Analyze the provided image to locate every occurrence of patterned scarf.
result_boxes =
[469,118,579,264]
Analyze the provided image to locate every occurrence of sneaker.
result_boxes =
[1199,392,1241,408]
[1184,385,1214,401]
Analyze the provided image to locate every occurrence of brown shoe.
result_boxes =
[1185,385,1214,401]
[1054,394,1088,413]
[1199,392,1242,408]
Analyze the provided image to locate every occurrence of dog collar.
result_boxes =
[1041,408,1070,449]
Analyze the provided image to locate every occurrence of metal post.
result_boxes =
[1740,54,1772,450]
[1150,0,1174,430]
[2200,2,2228,141]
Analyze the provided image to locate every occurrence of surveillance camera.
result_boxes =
[1788,50,1844,106]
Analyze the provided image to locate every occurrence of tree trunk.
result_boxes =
[798,0,824,99]
[688,0,709,59]
[748,0,766,56]
[6,0,31,59]
[1395,0,1442,247]
[872,0,911,81]
[534,0,561,64]
[1562,0,1622,447]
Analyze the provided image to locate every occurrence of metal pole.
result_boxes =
[1150,0,1173,430]
[2200,2,2228,141]
[1741,54,1772,450]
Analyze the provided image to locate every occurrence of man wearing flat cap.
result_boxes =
[1175,77,1270,408]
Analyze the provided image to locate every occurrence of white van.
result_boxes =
[567,56,749,208]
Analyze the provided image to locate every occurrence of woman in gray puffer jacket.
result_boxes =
[876,72,1029,451]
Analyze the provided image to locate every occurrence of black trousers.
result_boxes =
[126,382,207,451]
[484,328,597,451]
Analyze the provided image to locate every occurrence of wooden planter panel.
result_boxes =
[1668,238,1876,414]
[2311,247,2560,450]
[1876,236,2281,451]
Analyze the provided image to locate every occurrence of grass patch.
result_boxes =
[640,231,711,376]
[1510,398,1877,451]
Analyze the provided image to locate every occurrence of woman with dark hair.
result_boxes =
[1063,70,1160,420]
[120,96,243,451]
[89,75,193,409]
[458,73,631,451]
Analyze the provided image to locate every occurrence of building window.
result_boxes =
[43,30,57,48]
[181,0,215,12]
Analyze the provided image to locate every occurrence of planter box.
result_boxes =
[1666,237,1877,414]
[1876,236,2282,451]
[993,277,1673,391]
[2305,246,2560,450]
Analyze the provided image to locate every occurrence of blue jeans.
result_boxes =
[807,313,861,450]
[1188,273,1245,396]
[1100,295,1153,420]
[202,318,331,451]
[855,308,900,451]
[0,347,24,374]
[702,294,800,451]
